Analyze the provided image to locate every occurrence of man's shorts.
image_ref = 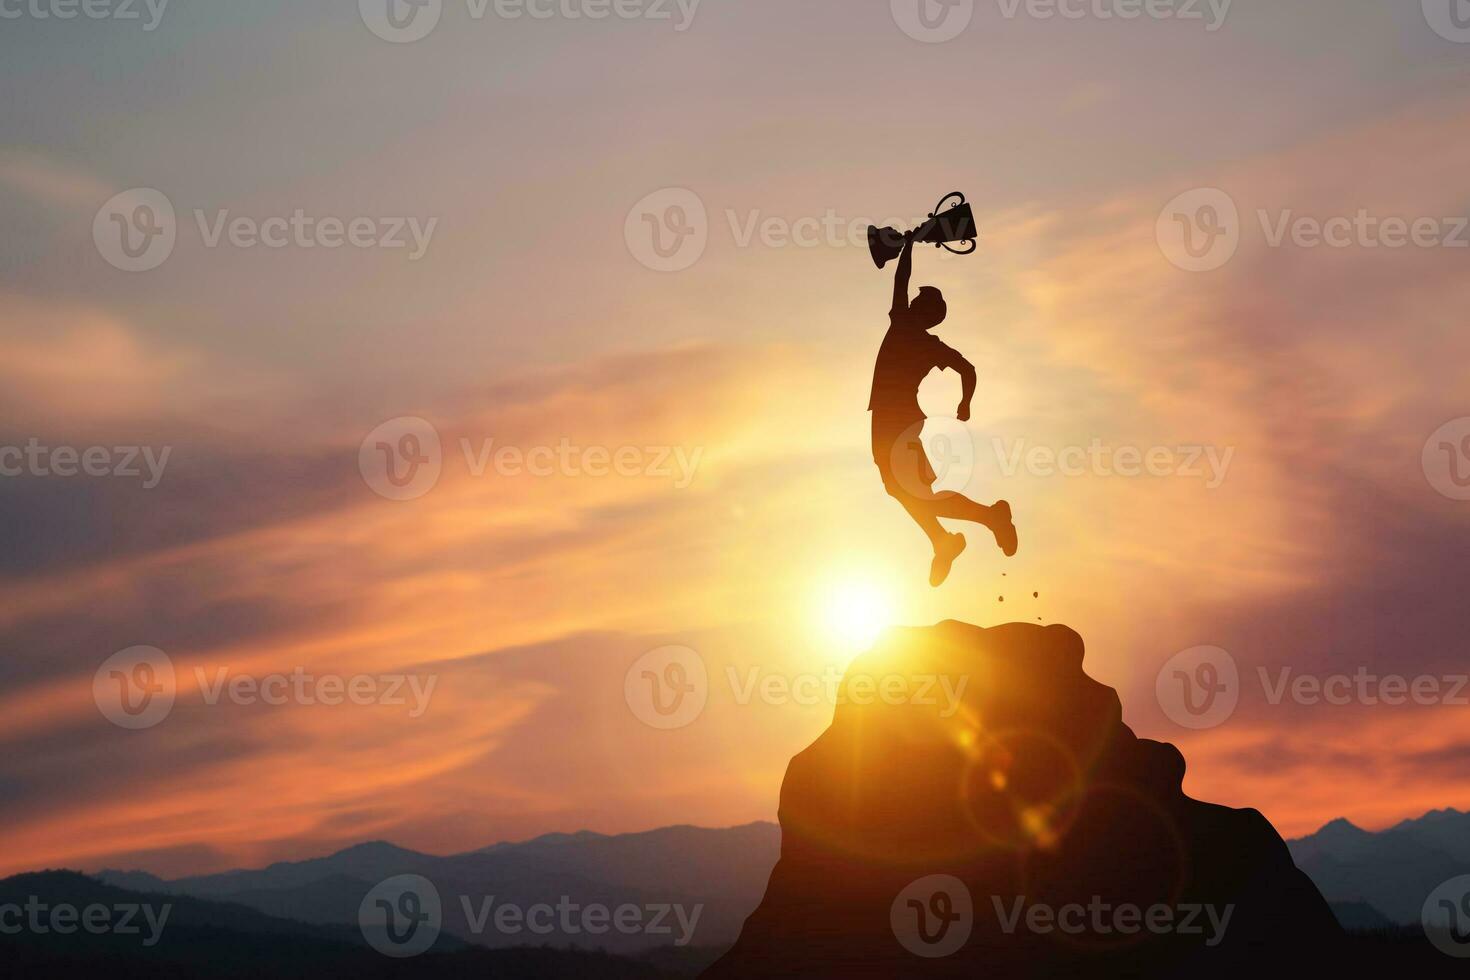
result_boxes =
[872,414,935,502]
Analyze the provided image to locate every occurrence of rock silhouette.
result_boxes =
[706,621,1344,978]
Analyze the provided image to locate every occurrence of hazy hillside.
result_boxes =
[96,822,780,953]
[1288,809,1470,924]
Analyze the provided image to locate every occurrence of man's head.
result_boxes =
[911,286,947,330]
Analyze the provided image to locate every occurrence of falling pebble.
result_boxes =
[1033,592,1039,598]
[998,596,1005,602]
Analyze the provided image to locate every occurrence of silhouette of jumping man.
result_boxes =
[870,231,1018,586]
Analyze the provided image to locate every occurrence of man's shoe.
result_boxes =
[992,500,1018,557]
[929,532,967,587]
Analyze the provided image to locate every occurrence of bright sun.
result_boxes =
[818,578,896,650]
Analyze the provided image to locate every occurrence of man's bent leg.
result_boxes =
[875,421,949,552]
[895,491,947,550]
[894,490,966,586]
[928,492,999,527]
[929,491,1018,557]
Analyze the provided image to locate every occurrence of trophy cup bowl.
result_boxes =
[867,192,978,269]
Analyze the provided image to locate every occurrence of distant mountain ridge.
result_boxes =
[1287,808,1470,924]
[101,839,437,898]
[93,807,1470,942]
[96,822,780,954]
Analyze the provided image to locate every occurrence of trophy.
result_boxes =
[867,192,978,269]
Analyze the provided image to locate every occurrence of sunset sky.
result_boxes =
[2,0,1469,878]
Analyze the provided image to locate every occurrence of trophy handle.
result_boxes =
[932,192,973,254]
[932,191,967,215]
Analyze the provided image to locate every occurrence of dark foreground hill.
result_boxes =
[705,621,1466,978]
[0,871,720,979]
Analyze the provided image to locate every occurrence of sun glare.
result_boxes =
[818,578,896,650]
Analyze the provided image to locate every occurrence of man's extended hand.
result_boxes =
[957,402,971,422]
[892,228,917,314]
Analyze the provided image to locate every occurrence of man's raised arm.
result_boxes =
[891,231,916,315]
